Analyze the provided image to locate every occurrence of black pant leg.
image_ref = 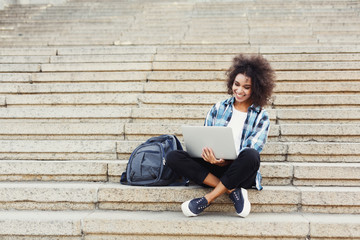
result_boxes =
[220,148,260,190]
[166,150,229,186]
[166,150,209,185]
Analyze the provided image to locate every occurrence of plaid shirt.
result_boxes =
[204,97,270,190]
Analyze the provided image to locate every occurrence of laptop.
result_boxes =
[181,126,238,160]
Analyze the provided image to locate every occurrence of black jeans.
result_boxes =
[166,148,260,190]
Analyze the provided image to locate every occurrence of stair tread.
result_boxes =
[0,210,359,238]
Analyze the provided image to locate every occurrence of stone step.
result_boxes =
[0,45,358,58]
[3,38,357,47]
[0,140,117,160]
[132,106,276,123]
[0,92,318,108]
[274,94,360,108]
[249,36,318,45]
[79,211,360,240]
[31,71,149,83]
[0,107,132,121]
[1,160,359,187]
[0,139,359,162]
[99,185,360,214]
[93,160,360,187]
[293,162,360,187]
[16,25,358,35]
[143,82,360,94]
[123,123,277,141]
[259,45,360,54]
[56,46,157,55]
[41,62,152,72]
[49,54,154,63]
[153,53,360,62]
[0,122,125,140]
[156,46,258,54]
[117,140,360,163]
[0,64,40,72]
[136,93,359,108]
[276,108,360,123]
[0,160,111,182]
[0,82,143,94]
[314,24,360,31]
[0,96,5,107]
[318,35,360,44]
[0,93,240,108]
[285,142,360,162]
[279,123,360,142]
[274,82,360,94]
[0,48,57,56]
[1,107,358,124]
[21,52,358,64]
[4,93,139,107]
[0,210,87,239]
[0,40,113,47]
[2,61,360,78]
[152,61,360,71]
[0,56,50,64]
[1,210,358,240]
[123,123,359,142]
[0,182,359,214]
[147,70,360,82]
[156,45,360,55]
[0,159,293,185]
[129,107,216,124]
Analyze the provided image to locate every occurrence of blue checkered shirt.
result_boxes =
[204,97,269,190]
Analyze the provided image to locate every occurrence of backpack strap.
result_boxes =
[168,177,189,186]
[173,135,183,150]
[120,172,128,185]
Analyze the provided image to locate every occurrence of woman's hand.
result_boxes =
[201,147,229,167]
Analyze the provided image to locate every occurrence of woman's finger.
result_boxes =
[201,152,210,163]
[208,148,216,158]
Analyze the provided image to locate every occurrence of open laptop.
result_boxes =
[182,126,238,160]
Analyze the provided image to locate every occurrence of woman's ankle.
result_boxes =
[227,188,235,194]
[204,194,213,204]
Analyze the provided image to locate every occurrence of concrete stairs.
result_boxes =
[1,0,360,239]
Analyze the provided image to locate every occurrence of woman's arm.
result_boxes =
[242,110,270,153]
[204,103,217,126]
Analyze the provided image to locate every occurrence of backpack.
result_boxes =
[120,134,185,186]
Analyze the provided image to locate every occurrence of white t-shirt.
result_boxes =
[227,108,247,156]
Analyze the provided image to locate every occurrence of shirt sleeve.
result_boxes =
[204,103,217,126]
[242,110,270,153]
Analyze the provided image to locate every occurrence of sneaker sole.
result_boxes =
[181,200,198,217]
[237,188,251,218]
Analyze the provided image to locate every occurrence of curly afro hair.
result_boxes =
[226,54,275,108]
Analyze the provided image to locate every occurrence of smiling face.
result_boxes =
[232,73,252,109]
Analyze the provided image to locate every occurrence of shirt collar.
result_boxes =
[226,97,261,113]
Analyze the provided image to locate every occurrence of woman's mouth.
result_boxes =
[235,93,245,98]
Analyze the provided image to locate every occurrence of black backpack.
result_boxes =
[120,135,185,186]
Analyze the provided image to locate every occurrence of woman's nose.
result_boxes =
[236,87,243,93]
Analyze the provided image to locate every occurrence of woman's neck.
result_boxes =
[233,100,252,112]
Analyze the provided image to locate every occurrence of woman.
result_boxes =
[166,53,275,217]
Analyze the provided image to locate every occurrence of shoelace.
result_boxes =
[196,199,208,210]
[234,191,240,201]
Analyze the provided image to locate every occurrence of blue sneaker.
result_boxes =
[181,197,210,217]
[229,188,251,217]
